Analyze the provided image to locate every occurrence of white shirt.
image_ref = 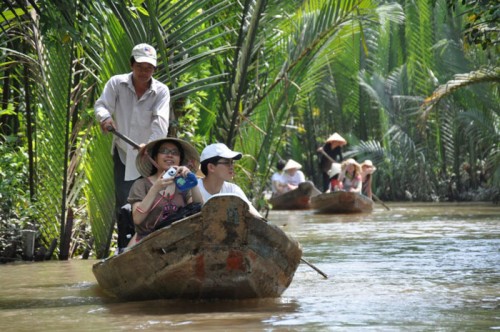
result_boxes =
[94,73,170,180]
[197,178,261,216]
[282,170,306,186]
[271,172,285,193]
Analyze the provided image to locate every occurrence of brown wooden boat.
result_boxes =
[268,181,321,210]
[92,195,302,301]
[311,191,373,213]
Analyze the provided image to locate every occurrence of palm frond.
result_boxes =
[420,66,500,120]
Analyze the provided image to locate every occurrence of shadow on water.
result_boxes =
[0,276,300,316]
[105,297,299,316]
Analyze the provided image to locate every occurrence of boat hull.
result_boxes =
[92,195,302,301]
[268,181,320,210]
[311,191,373,213]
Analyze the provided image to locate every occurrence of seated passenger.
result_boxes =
[197,143,262,217]
[360,160,377,199]
[127,138,203,247]
[282,159,306,191]
[339,158,362,193]
[271,159,287,197]
[326,162,343,193]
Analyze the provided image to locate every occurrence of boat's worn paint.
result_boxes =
[92,195,302,300]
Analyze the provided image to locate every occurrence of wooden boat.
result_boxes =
[311,191,373,214]
[92,195,302,301]
[268,181,321,210]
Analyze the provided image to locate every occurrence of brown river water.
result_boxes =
[0,202,498,331]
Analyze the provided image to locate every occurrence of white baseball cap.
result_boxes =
[131,43,157,67]
[200,143,242,162]
[327,162,342,177]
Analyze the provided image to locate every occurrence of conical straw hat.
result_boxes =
[136,137,200,178]
[325,132,347,145]
[283,159,302,171]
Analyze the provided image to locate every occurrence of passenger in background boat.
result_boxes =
[282,159,306,191]
[317,133,347,191]
[271,159,287,197]
[94,43,171,251]
[339,158,362,193]
[360,160,377,199]
[127,138,202,247]
[326,162,343,193]
[198,143,262,217]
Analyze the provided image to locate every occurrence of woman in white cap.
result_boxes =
[198,143,262,217]
[339,158,362,193]
[317,132,347,191]
[126,138,202,247]
[360,160,377,199]
[281,159,306,191]
[326,162,344,193]
[94,43,171,249]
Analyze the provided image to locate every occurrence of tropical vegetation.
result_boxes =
[0,0,498,261]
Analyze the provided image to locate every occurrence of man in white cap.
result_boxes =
[94,43,171,250]
[198,143,262,217]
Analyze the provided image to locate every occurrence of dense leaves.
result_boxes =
[0,0,498,261]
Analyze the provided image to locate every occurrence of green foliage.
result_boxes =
[447,0,500,51]
[1,0,498,262]
[0,136,37,262]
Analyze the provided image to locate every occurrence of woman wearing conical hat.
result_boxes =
[281,159,306,192]
[127,137,203,247]
[317,132,347,191]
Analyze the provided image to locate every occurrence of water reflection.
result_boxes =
[0,203,498,331]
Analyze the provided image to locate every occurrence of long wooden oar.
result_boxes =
[106,127,160,169]
[301,258,328,279]
[372,193,390,211]
[265,215,328,279]
[107,126,140,149]
[318,148,390,210]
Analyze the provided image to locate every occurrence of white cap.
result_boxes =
[131,43,157,67]
[283,159,302,171]
[327,163,342,177]
[200,143,242,162]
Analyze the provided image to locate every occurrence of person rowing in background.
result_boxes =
[317,132,347,191]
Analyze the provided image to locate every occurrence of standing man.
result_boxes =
[94,43,170,252]
[317,132,347,191]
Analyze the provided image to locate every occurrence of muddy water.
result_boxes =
[0,202,498,331]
